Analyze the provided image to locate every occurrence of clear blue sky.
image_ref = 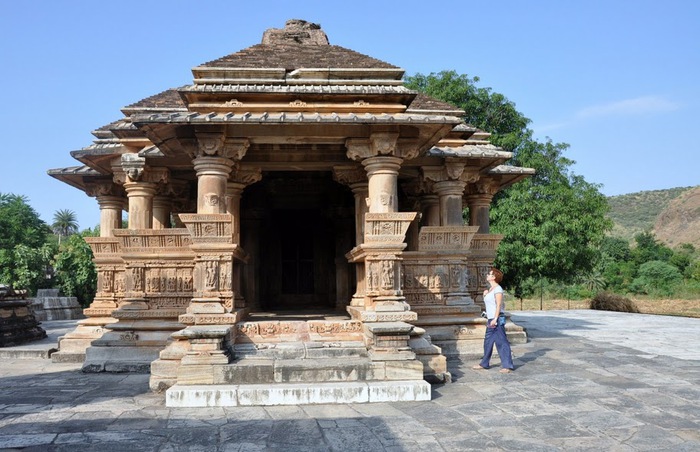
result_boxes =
[1,0,698,230]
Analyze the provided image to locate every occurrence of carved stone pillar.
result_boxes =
[97,197,125,237]
[192,135,249,215]
[422,161,479,226]
[193,156,232,214]
[86,181,125,237]
[420,190,440,227]
[124,182,156,229]
[434,180,467,226]
[152,196,172,229]
[114,155,168,230]
[465,181,498,233]
[226,166,262,244]
[362,156,403,213]
[226,166,261,308]
[333,165,368,247]
[346,132,418,215]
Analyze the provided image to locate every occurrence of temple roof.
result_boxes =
[122,88,187,114]
[49,19,534,195]
[200,44,399,71]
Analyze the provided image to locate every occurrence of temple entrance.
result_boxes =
[241,171,355,312]
[263,208,329,309]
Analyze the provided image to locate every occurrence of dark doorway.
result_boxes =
[243,172,355,312]
[259,208,326,309]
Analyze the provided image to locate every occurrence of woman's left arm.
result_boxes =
[490,292,503,327]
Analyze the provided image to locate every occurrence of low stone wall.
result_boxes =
[29,289,84,321]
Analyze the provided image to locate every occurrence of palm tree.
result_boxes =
[52,209,78,246]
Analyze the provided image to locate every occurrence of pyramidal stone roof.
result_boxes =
[123,20,463,116]
[201,19,398,70]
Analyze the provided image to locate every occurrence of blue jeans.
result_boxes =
[479,319,514,370]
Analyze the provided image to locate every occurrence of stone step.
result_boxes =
[216,356,380,384]
[233,340,368,360]
[215,354,424,385]
[166,380,431,407]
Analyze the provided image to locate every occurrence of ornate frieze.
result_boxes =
[179,214,234,242]
[114,231,193,251]
[469,234,504,255]
[364,212,417,244]
[417,226,480,251]
[402,257,471,306]
[86,237,121,256]
[308,321,363,335]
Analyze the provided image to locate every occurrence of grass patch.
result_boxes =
[508,296,700,318]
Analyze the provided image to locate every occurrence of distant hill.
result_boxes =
[653,187,700,248]
[607,186,699,247]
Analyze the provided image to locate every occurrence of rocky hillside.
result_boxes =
[607,186,700,248]
[653,186,700,248]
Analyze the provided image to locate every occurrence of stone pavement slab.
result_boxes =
[0,310,698,451]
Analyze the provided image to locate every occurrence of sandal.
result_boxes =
[499,368,513,374]
[472,364,488,370]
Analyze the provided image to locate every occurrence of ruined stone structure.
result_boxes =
[0,286,47,347]
[49,20,534,406]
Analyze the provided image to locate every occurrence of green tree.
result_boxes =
[405,71,612,297]
[631,231,673,264]
[0,193,50,251]
[52,209,79,246]
[0,193,53,293]
[53,232,96,307]
[629,260,683,296]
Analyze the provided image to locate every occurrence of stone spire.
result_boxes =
[261,19,330,45]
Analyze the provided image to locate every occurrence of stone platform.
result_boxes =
[0,310,698,450]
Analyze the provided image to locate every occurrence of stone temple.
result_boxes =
[48,20,534,407]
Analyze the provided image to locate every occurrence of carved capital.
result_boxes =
[332,165,367,187]
[445,161,466,180]
[230,166,262,186]
[370,132,399,156]
[397,140,421,160]
[422,163,479,185]
[223,138,250,161]
[85,180,124,198]
[120,153,146,182]
[146,167,170,185]
[466,180,500,196]
[345,138,372,161]
[192,132,225,159]
[421,166,446,183]
[159,179,189,198]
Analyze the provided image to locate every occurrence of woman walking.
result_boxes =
[472,267,515,373]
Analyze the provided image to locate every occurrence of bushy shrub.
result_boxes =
[630,260,683,296]
[590,292,640,313]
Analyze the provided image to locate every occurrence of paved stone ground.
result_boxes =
[0,310,698,451]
